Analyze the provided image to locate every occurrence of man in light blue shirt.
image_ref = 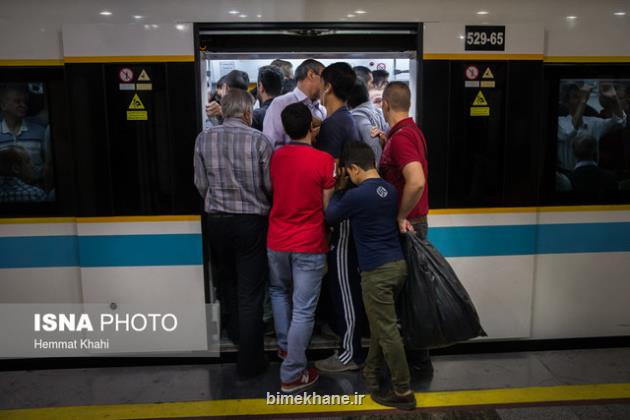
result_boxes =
[263,59,327,148]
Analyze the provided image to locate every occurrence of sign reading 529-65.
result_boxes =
[465,26,505,51]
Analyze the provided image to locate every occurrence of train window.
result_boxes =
[0,82,54,204]
[542,64,630,205]
[199,54,417,130]
[555,79,630,196]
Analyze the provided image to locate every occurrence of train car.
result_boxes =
[1,1,629,361]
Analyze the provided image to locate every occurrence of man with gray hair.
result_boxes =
[263,59,327,148]
[194,88,273,378]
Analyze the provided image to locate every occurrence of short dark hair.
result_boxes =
[223,70,250,90]
[257,65,283,97]
[383,81,411,112]
[321,62,356,102]
[372,69,390,88]
[347,79,370,109]
[353,66,372,84]
[341,141,376,171]
[294,59,324,82]
[281,102,312,140]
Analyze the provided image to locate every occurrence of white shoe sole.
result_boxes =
[281,376,319,393]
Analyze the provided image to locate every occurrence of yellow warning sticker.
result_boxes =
[128,94,145,110]
[470,107,490,117]
[480,80,496,88]
[138,69,151,82]
[482,67,494,79]
[127,110,148,120]
[472,91,488,106]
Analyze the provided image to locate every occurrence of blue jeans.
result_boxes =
[267,250,326,383]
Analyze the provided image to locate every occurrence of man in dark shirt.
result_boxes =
[252,65,284,132]
[325,142,415,410]
[314,63,365,374]
[316,62,360,161]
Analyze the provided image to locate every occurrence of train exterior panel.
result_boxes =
[1,1,630,354]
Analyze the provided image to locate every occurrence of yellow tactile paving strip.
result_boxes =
[1,383,629,420]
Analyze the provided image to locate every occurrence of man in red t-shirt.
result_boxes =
[377,81,429,237]
[267,102,336,393]
[376,81,433,376]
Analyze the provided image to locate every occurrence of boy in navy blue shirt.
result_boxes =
[325,142,415,410]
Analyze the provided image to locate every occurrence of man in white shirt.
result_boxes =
[262,59,326,148]
[557,83,626,171]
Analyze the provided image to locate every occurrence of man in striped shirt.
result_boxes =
[194,89,273,378]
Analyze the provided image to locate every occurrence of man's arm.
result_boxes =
[193,135,208,198]
[322,188,334,210]
[398,161,425,232]
[325,190,353,225]
[259,137,274,200]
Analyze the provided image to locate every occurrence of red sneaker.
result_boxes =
[277,349,288,360]
[281,368,319,393]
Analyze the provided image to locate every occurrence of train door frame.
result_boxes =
[193,22,424,304]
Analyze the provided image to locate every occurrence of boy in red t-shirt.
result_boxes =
[267,102,336,392]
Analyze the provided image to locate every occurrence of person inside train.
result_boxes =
[557,82,626,171]
[267,102,336,392]
[569,133,618,194]
[353,65,374,90]
[194,88,273,378]
[595,82,630,178]
[0,83,50,184]
[205,70,250,129]
[372,69,390,89]
[314,62,367,374]
[375,81,434,376]
[325,141,416,410]
[271,59,294,80]
[252,65,284,131]
[348,79,388,166]
[263,59,326,148]
[0,146,47,203]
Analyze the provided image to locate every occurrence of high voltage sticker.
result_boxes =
[127,93,147,120]
[482,67,494,79]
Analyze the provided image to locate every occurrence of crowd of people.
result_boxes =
[556,81,630,194]
[193,59,429,410]
[0,83,53,203]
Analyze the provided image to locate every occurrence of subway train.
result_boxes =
[1,0,630,360]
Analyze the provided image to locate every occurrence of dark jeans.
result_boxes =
[207,213,268,376]
[407,220,431,367]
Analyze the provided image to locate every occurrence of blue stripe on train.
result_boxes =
[1,222,629,268]
[0,234,202,268]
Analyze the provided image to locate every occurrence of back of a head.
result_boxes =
[342,141,376,171]
[573,133,598,161]
[353,66,371,85]
[294,59,324,82]
[281,102,312,140]
[321,62,356,102]
[372,69,390,88]
[383,81,411,112]
[221,88,254,119]
[347,79,370,109]
[258,65,284,97]
[223,70,250,90]
[270,59,293,79]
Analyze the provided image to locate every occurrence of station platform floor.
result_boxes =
[1,347,629,419]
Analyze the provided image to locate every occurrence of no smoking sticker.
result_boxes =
[119,68,134,83]
[465,65,480,80]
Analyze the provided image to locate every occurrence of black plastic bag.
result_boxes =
[398,232,486,349]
